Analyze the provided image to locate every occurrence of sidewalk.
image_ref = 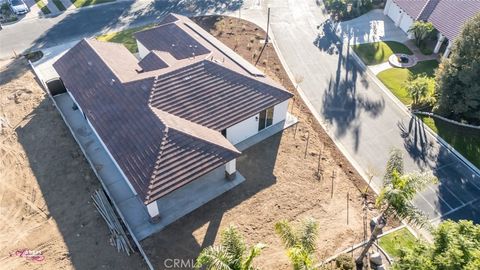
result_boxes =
[44,0,60,14]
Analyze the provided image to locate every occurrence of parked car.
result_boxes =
[8,0,29,15]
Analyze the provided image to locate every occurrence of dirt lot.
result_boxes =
[141,16,388,269]
[0,59,145,269]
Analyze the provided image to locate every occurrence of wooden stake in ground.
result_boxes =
[347,192,350,225]
[331,170,335,198]
[304,131,310,159]
[316,148,322,180]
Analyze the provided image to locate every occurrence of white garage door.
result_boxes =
[387,1,401,23]
[399,14,413,33]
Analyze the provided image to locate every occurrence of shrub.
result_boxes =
[336,253,354,270]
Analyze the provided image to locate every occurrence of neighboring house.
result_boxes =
[53,14,293,223]
[384,0,480,57]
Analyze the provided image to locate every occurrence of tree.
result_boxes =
[195,226,265,270]
[434,13,480,123]
[355,149,437,269]
[404,74,430,105]
[408,21,434,46]
[275,218,319,270]
[325,0,347,19]
[393,220,480,270]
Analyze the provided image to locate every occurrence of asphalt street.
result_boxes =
[1,0,478,223]
[0,0,244,59]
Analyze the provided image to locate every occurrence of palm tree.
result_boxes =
[355,148,437,269]
[275,218,319,270]
[195,226,265,270]
[407,21,434,46]
[405,75,430,105]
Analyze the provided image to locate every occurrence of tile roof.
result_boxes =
[134,23,211,60]
[393,0,480,40]
[138,51,169,72]
[427,0,480,40]
[53,13,292,204]
[392,0,429,20]
[149,60,293,130]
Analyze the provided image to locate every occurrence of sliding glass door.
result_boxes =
[258,106,274,131]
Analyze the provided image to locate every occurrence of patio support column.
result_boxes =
[443,41,452,58]
[225,159,236,180]
[395,11,404,27]
[147,201,160,222]
[434,33,445,54]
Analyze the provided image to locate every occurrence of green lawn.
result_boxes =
[379,228,417,259]
[97,24,155,53]
[70,0,114,8]
[352,41,413,65]
[52,0,66,11]
[377,60,439,105]
[418,115,480,168]
[35,0,51,14]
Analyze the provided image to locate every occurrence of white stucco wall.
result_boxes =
[273,100,289,125]
[226,113,259,145]
[137,41,149,59]
[226,100,290,145]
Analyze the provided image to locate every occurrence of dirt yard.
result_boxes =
[141,16,390,269]
[0,59,145,269]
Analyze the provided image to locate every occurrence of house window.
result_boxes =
[258,106,274,131]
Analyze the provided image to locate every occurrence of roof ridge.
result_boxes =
[203,59,291,96]
[150,107,240,154]
[417,0,440,20]
[146,124,170,201]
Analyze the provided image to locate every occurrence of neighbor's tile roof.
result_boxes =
[392,0,480,40]
[392,0,429,20]
[53,13,292,204]
[427,0,480,40]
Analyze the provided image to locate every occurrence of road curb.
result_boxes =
[267,28,381,194]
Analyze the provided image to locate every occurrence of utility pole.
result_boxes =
[265,8,271,43]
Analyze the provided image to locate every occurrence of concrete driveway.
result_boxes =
[338,9,409,45]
